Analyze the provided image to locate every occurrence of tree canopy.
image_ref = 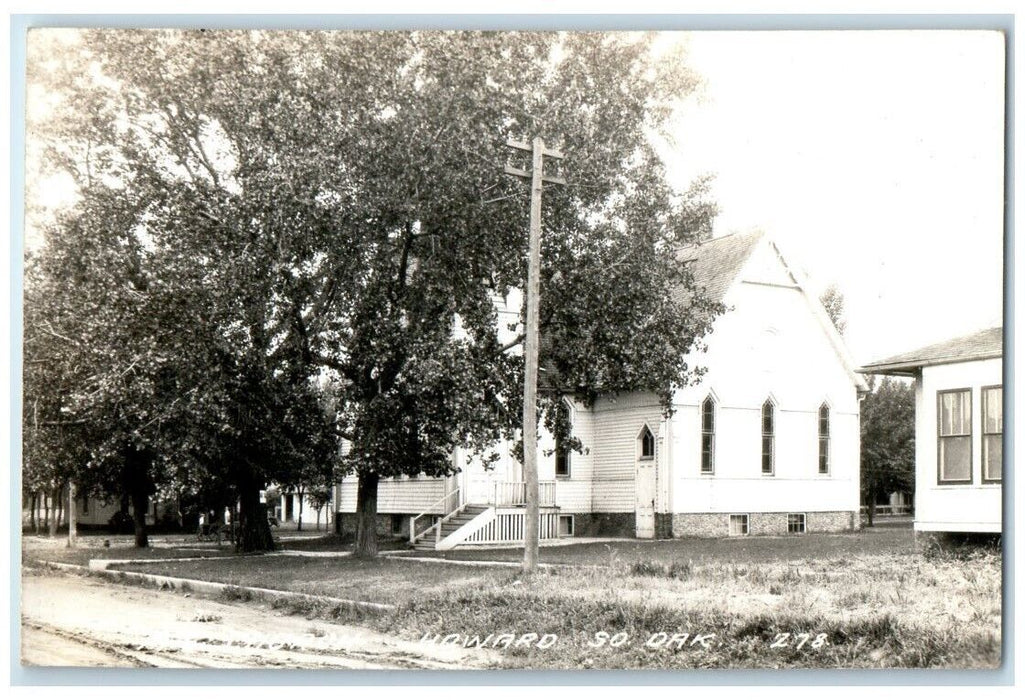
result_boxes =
[25,30,721,554]
[820,283,847,336]
[860,376,915,524]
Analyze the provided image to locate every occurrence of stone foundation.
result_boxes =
[335,509,858,541]
[672,510,858,538]
[335,512,412,539]
[567,512,634,538]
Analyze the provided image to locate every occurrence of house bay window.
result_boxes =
[982,386,1002,482]
[938,389,972,483]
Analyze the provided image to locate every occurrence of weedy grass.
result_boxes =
[629,560,693,580]
[376,550,1002,669]
[101,531,1001,670]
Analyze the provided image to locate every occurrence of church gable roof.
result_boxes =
[676,230,765,305]
[677,230,868,393]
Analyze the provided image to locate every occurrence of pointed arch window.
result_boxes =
[818,403,830,474]
[555,400,572,478]
[701,396,716,474]
[761,399,775,475]
[640,426,656,460]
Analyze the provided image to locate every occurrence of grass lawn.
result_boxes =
[21,539,241,567]
[394,525,916,567]
[109,554,513,605]
[95,527,1002,670]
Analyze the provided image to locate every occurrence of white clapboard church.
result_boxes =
[334,231,867,548]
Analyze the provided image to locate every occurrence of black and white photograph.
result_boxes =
[14,19,1007,675]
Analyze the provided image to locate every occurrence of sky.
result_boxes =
[13,27,1007,368]
[662,30,1006,365]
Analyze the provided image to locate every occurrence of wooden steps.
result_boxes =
[411,505,488,550]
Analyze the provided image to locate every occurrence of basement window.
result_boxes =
[787,513,807,534]
[558,515,575,537]
[729,514,749,537]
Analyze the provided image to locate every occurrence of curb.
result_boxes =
[35,560,395,613]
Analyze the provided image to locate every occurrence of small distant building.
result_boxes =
[861,327,1003,534]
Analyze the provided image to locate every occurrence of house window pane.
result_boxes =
[787,513,806,534]
[939,435,971,481]
[940,391,971,435]
[984,436,1002,481]
[983,387,1002,433]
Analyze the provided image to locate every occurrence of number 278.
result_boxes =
[770,632,828,649]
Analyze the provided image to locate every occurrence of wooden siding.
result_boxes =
[336,477,447,514]
[587,395,664,512]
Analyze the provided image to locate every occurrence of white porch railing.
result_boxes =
[472,480,556,507]
[460,508,561,546]
[409,487,461,544]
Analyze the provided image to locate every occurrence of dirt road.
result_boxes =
[20,568,496,670]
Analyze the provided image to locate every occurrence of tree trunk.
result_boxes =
[131,488,150,548]
[56,484,65,529]
[354,471,379,558]
[236,482,275,553]
[296,487,304,532]
[30,493,37,533]
[67,481,77,548]
[43,492,50,532]
[48,486,59,537]
[865,486,876,528]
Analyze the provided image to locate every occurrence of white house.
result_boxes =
[335,231,867,548]
[861,327,1003,534]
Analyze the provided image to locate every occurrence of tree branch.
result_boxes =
[498,333,525,354]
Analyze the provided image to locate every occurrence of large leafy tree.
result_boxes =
[27,30,720,556]
[860,376,915,525]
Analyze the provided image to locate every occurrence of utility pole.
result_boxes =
[505,137,564,574]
